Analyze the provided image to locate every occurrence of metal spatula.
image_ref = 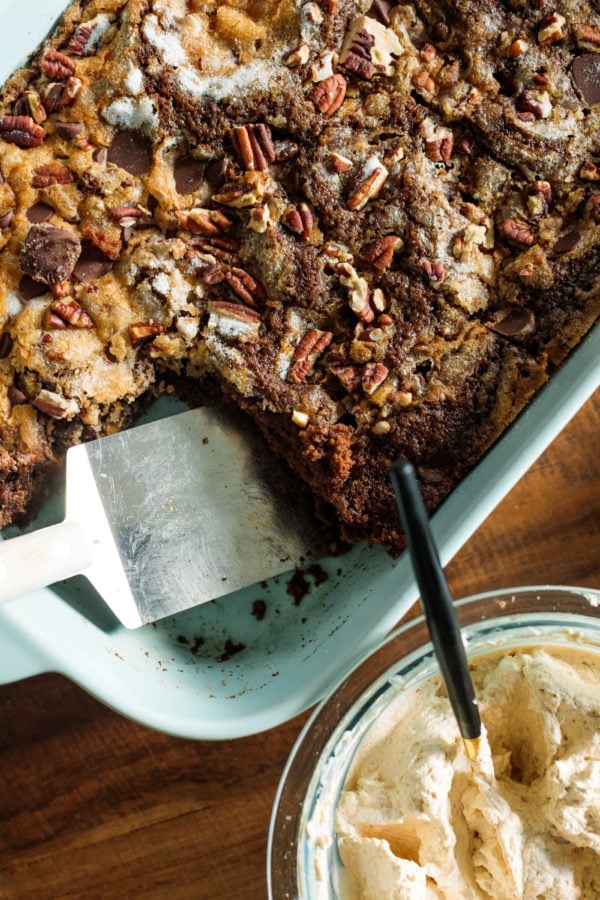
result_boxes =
[0,407,321,627]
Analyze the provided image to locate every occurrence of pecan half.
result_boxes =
[282,203,314,238]
[67,17,105,57]
[574,23,600,49]
[41,50,76,80]
[51,299,94,328]
[210,300,261,324]
[342,29,376,78]
[363,234,402,270]
[224,268,266,308]
[189,235,242,266]
[0,115,45,148]
[288,329,333,384]
[362,362,389,395]
[32,163,72,188]
[308,74,347,117]
[232,124,275,172]
[500,218,536,246]
[347,156,388,210]
[108,205,145,227]
[128,322,164,347]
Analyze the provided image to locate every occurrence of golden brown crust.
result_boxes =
[0,0,598,546]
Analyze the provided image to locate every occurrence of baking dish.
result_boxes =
[0,0,598,739]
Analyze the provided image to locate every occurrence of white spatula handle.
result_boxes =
[0,521,92,604]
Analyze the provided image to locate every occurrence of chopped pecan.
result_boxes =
[189,235,242,266]
[574,23,600,49]
[284,44,310,66]
[331,364,362,391]
[273,140,299,163]
[508,38,529,57]
[363,234,402,270]
[177,208,233,236]
[248,204,271,233]
[33,389,78,419]
[580,161,600,180]
[40,77,81,113]
[213,172,273,207]
[232,124,275,172]
[16,90,47,124]
[527,180,552,215]
[516,90,551,120]
[51,299,94,328]
[0,115,45,148]
[420,43,437,63]
[108,205,145,227]
[330,152,352,173]
[44,309,69,329]
[82,222,121,261]
[340,15,402,78]
[282,203,313,239]
[41,50,76,80]
[224,268,266,308]
[308,74,347,118]
[537,12,566,45]
[288,329,333,384]
[52,280,71,298]
[412,70,436,94]
[342,29,376,79]
[347,156,388,211]
[362,361,389,395]
[128,322,164,348]
[425,130,454,163]
[422,260,445,282]
[500,218,536,246]
[32,163,72,188]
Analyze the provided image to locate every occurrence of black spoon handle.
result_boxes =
[390,460,481,747]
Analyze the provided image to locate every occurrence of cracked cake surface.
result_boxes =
[0,0,598,549]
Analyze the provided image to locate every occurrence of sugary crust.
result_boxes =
[0,0,598,545]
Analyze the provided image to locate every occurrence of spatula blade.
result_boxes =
[67,407,321,625]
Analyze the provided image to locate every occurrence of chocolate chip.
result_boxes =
[366,0,393,26]
[553,230,581,253]
[19,274,48,300]
[20,224,81,286]
[26,202,54,224]
[0,209,13,228]
[174,156,205,194]
[92,146,107,165]
[107,130,153,176]
[205,157,228,190]
[55,121,84,140]
[572,54,600,105]
[0,332,12,358]
[7,385,26,406]
[72,240,114,283]
[489,308,535,336]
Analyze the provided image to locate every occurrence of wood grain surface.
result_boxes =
[1,392,598,900]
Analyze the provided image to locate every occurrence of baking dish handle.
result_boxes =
[0,616,50,684]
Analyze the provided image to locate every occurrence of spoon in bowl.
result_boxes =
[390,459,482,761]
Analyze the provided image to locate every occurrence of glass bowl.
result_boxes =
[267,585,600,898]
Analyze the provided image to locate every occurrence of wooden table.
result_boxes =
[1,393,598,899]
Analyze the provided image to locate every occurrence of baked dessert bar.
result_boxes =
[0,0,598,550]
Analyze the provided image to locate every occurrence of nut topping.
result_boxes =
[580,161,600,180]
[362,362,389,395]
[0,115,45,148]
[232,124,275,173]
[347,155,388,210]
[423,260,445,282]
[32,163,72,188]
[177,208,233,236]
[210,300,261,324]
[515,90,551,121]
[537,12,566,45]
[282,203,314,239]
[224,268,266,308]
[33,389,78,419]
[308,74,347,118]
[363,235,402,270]
[500,218,536,246]
[128,322,164,348]
[330,152,352,173]
[508,38,529,57]
[339,16,402,79]
[51,299,94,329]
[41,50,76,80]
[574,24,600,50]
[284,44,310,67]
[288,329,333,384]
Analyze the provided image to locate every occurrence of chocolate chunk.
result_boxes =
[366,0,393,26]
[0,209,13,228]
[55,121,84,140]
[553,230,581,253]
[20,225,81,286]
[92,147,107,165]
[73,240,114,283]
[572,54,600,105]
[205,157,228,190]
[0,332,12,358]
[174,156,205,194]
[19,274,48,300]
[7,385,26,406]
[107,130,153,176]
[26,202,54,224]
[489,308,535,336]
